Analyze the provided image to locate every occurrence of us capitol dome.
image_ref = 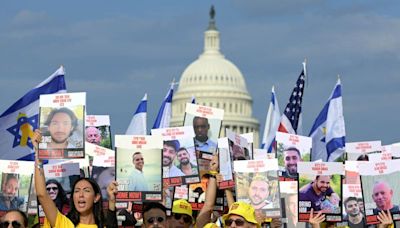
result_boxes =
[171,6,260,147]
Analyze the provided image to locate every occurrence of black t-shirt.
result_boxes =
[348,217,366,228]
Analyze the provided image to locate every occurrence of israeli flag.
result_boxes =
[309,78,346,161]
[126,94,147,135]
[0,66,67,160]
[152,84,173,129]
[261,86,281,152]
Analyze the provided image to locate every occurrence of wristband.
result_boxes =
[208,170,218,176]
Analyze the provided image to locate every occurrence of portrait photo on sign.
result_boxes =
[235,171,280,216]
[183,103,224,154]
[116,148,162,192]
[298,174,342,220]
[276,132,311,181]
[281,192,306,228]
[184,115,220,154]
[162,139,199,179]
[152,126,200,184]
[38,93,86,158]
[361,173,400,217]
[39,106,84,150]
[358,159,400,224]
[92,166,115,200]
[227,129,251,161]
[0,173,30,213]
[85,115,112,149]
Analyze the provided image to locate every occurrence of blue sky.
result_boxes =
[1,1,399,145]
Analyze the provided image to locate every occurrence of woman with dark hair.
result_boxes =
[0,209,28,228]
[46,179,69,214]
[33,130,118,228]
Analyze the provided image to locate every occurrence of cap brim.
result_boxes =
[221,212,260,228]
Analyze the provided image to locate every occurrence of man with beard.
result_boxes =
[163,140,184,178]
[44,108,78,149]
[344,197,365,227]
[177,148,198,175]
[0,174,24,210]
[85,126,102,145]
[128,152,148,191]
[372,181,400,215]
[299,175,340,212]
[247,174,273,210]
[281,147,302,180]
[193,116,217,153]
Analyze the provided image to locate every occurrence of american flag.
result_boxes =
[278,62,306,134]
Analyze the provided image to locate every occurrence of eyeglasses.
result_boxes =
[225,218,245,226]
[173,213,192,224]
[46,187,58,191]
[0,221,23,228]
[135,158,144,161]
[146,217,165,224]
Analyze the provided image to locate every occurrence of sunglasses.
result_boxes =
[173,213,192,224]
[225,218,245,226]
[0,221,22,228]
[46,187,58,191]
[146,217,165,224]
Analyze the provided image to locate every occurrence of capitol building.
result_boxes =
[171,7,260,148]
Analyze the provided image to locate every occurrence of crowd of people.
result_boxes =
[0,129,395,228]
[0,109,398,228]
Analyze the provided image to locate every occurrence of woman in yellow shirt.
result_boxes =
[33,130,118,228]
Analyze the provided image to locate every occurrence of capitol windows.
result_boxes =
[216,102,219,108]
[235,103,238,113]
[229,103,232,112]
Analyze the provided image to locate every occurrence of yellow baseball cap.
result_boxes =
[222,201,260,228]
[172,199,193,219]
[203,223,218,228]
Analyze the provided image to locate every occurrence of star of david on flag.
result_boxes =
[309,78,345,161]
[0,66,66,160]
